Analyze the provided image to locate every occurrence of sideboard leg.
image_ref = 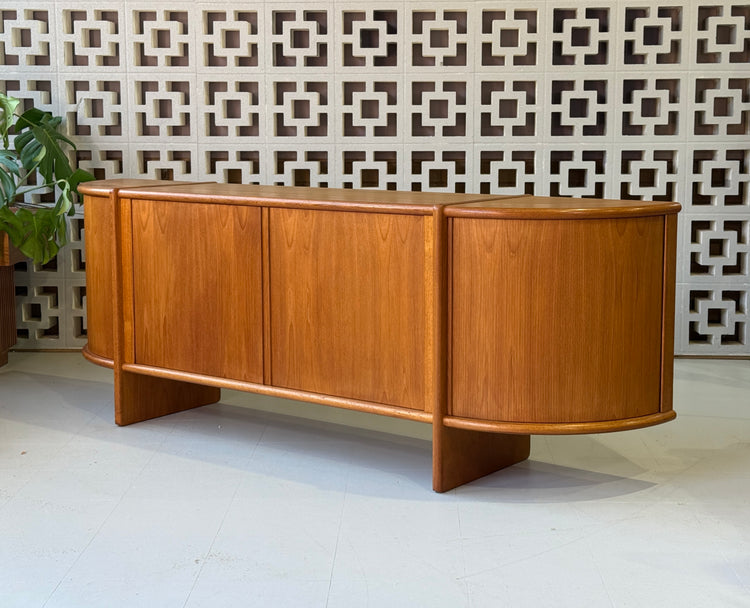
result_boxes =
[432,426,530,492]
[115,369,221,426]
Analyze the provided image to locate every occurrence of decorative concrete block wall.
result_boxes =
[1,1,748,354]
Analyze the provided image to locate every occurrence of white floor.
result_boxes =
[0,353,748,608]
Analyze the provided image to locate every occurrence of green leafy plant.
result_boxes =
[0,92,94,264]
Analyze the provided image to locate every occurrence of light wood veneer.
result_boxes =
[80,180,680,491]
[269,208,429,411]
[450,217,663,425]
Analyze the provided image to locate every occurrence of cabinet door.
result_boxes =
[269,208,429,411]
[450,217,664,424]
[131,200,263,382]
[82,195,116,363]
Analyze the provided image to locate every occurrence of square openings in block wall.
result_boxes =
[1,3,748,354]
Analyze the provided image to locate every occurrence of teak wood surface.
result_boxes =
[1,231,25,267]
[79,180,680,491]
[449,216,664,424]
[82,195,116,367]
[131,200,263,382]
[269,208,429,411]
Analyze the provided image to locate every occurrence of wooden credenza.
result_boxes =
[80,179,680,492]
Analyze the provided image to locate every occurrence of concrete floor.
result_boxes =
[0,352,748,607]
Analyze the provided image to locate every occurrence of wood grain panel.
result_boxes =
[115,181,497,211]
[269,208,428,410]
[0,232,10,266]
[115,368,220,426]
[1,232,25,266]
[660,214,678,413]
[446,196,681,219]
[131,200,263,382]
[0,264,15,366]
[450,217,665,423]
[443,411,676,435]
[118,197,136,364]
[82,195,116,363]
[121,363,433,423]
[432,424,530,492]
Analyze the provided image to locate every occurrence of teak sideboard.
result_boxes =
[80,179,680,492]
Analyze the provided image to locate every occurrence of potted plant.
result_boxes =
[0,91,94,365]
[1,92,94,263]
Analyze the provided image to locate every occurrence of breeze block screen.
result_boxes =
[1,2,747,355]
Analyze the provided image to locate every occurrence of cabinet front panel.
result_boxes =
[83,195,116,362]
[450,217,664,423]
[269,208,428,411]
[132,200,263,382]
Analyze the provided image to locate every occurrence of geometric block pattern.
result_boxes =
[686,218,749,279]
[687,147,749,211]
[678,286,749,354]
[13,215,87,349]
[0,2,747,355]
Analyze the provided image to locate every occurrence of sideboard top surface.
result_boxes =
[78,179,202,197]
[447,196,682,219]
[95,181,503,214]
[80,180,681,219]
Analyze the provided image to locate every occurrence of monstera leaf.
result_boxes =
[0,205,65,263]
[0,92,94,264]
[0,94,19,148]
